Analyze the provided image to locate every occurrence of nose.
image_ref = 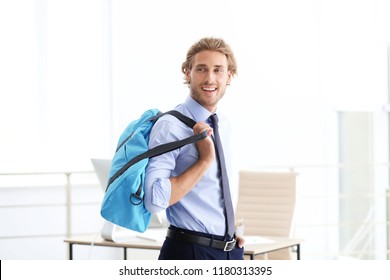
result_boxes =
[205,70,216,84]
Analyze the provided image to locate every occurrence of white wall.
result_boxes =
[0,0,389,259]
[1,0,387,171]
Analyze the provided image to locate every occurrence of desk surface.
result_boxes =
[64,234,302,259]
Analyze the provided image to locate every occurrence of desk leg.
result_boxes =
[69,243,73,260]
[296,244,300,260]
[124,248,127,260]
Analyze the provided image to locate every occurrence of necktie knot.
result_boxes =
[210,114,219,128]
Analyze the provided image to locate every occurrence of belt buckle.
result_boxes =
[223,239,236,251]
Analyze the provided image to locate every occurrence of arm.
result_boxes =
[169,122,214,205]
[144,120,214,213]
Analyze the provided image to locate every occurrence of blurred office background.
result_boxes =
[0,0,389,259]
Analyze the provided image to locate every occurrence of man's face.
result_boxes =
[186,50,232,113]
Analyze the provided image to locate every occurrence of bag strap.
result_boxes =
[115,110,196,152]
[107,111,206,189]
[153,110,196,128]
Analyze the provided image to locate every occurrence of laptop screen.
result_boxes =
[91,158,111,191]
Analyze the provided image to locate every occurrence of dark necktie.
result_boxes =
[210,114,235,239]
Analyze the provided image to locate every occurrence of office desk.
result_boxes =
[64,235,302,260]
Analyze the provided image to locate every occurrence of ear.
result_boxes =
[185,69,191,84]
[227,70,232,85]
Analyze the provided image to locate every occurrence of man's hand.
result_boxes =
[193,122,215,163]
[236,235,245,248]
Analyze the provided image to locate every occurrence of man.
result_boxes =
[145,37,244,260]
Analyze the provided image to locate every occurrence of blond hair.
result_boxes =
[181,37,237,80]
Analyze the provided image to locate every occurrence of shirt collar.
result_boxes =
[184,95,215,122]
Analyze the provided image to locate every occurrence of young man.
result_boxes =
[144,37,244,260]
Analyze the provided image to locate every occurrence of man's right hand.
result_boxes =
[193,122,215,164]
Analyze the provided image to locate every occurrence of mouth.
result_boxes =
[201,86,217,93]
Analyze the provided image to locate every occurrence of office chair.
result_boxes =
[236,170,297,260]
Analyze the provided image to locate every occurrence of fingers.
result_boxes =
[193,122,213,137]
[193,122,215,163]
[236,235,245,248]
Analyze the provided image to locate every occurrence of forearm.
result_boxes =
[169,158,211,205]
[169,122,214,205]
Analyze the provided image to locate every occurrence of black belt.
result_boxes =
[167,228,236,251]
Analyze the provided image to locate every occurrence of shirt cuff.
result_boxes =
[150,178,171,211]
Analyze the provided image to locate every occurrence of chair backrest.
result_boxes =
[236,170,297,259]
[236,170,297,238]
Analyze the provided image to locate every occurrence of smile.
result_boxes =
[201,86,217,92]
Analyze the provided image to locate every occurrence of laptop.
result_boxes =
[91,158,167,241]
[91,158,111,192]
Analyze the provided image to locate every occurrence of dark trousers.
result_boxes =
[158,227,244,260]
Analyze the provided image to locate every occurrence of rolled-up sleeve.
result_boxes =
[144,118,180,213]
[144,177,171,213]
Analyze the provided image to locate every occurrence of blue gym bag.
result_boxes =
[100,109,207,232]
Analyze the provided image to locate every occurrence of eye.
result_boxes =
[196,66,207,72]
[215,68,225,73]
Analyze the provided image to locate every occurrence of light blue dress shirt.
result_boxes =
[144,95,233,236]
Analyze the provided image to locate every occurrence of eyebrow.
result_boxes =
[194,64,226,68]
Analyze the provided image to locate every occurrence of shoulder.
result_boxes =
[154,105,195,131]
[149,109,193,146]
[154,113,192,131]
[216,111,232,132]
[217,111,230,124]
